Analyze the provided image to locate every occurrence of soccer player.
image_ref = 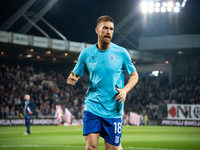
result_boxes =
[23,94,36,135]
[67,15,138,150]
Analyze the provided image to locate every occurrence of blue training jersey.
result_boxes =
[73,42,136,118]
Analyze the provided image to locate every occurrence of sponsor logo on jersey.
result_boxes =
[89,56,97,65]
[89,63,97,65]
[111,55,115,61]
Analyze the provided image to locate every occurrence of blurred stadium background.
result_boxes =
[0,0,200,149]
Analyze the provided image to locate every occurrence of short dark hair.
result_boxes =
[97,15,114,26]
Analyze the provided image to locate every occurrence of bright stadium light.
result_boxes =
[167,7,173,12]
[155,7,160,12]
[141,1,148,13]
[162,2,167,7]
[142,7,148,13]
[174,7,180,12]
[141,0,183,14]
[155,2,161,7]
[141,1,148,8]
[168,1,174,8]
[149,2,154,8]
[175,2,180,7]
[161,7,167,12]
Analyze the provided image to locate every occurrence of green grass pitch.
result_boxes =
[0,125,199,150]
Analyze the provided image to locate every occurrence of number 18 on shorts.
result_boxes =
[83,111,122,146]
[113,121,122,144]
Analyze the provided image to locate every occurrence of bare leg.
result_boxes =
[120,143,123,150]
[84,132,100,150]
[104,140,121,150]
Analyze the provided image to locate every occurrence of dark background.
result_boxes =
[0,0,200,47]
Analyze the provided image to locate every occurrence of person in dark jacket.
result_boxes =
[23,94,36,135]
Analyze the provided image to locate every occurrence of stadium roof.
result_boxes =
[0,0,200,65]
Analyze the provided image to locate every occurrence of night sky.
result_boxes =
[0,0,200,49]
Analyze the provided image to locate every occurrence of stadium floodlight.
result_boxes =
[174,7,180,12]
[167,7,173,12]
[141,1,148,13]
[175,2,180,7]
[142,7,148,13]
[155,2,161,7]
[155,7,160,12]
[141,1,148,8]
[149,7,154,13]
[162,2,167,7]
[149,2,154,8]
[141,0,184,14]
[168,1,174,8]
[161,7,167,12]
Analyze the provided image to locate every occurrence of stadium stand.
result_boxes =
[1,62,199,121]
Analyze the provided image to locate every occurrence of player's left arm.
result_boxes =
[115,70,139,103]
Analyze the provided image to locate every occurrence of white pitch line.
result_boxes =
[0,145,185,150]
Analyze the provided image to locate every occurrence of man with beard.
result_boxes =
[67,15,138,150]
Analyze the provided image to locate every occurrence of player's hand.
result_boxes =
[115,88,127,103]
[67,71,80,85]
[28,111,33,114]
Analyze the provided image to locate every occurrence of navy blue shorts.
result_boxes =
[83,110,122,146]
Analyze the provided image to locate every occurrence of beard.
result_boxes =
[101,36,112,44]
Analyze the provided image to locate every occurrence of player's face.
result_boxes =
[96,21,114,44]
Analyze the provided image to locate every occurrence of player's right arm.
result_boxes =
[67,49,86,85]
[67,71,80,85]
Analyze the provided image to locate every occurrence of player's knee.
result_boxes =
[86,144,97,150]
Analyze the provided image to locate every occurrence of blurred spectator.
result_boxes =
[0,63,199,120]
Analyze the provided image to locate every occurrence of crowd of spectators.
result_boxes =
[0,63,199,121]
[170,74,200,105]
[125,73,200,119]
[0,63,86,119]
